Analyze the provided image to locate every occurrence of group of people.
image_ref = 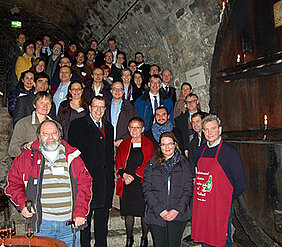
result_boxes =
[5,33,247,247]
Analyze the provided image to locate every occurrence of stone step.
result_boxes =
[90,213,201,247]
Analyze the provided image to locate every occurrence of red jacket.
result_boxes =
[5,139,92,232]
[115,135,154,199]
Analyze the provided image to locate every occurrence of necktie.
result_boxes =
[165,86,169,94]
[154,96,158,112]
[96,122,100,129]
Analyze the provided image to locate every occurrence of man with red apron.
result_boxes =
[191,115,247,247]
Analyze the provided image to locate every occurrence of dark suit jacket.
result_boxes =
[144,127,185,153]
[13,93,56,126]
[188,133,207,177]
[174,109,208,152]
[104,100,138,141]
[68,115,115,208]
[160,86,177,105]
[137,63,151,85]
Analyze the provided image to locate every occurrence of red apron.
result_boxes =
[191,140,233,247]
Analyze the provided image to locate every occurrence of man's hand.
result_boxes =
[74,217,86,228]
[123,173,134,185]
[24,141,33,150]
[114,139,123,147]
[166,209,179,221]
[159,210,169,220]
[21,206,35,218]
[185,150,189,158]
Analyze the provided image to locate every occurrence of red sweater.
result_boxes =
[115,135,154,199]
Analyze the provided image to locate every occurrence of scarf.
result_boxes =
[164,150,181,175]
[152,120,173,142]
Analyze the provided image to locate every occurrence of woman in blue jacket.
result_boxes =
[142,132,193,247]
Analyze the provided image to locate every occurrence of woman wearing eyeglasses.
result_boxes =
[115,117,154,247]
[142,132,193,247]
[57,80,87,141]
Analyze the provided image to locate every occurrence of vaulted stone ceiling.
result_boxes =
[1,0,223,111]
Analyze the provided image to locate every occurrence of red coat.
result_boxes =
[5,139,92,232]
[115,135,154,200]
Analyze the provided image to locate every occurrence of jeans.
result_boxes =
[35,219,80,247]
[201,203,234,247]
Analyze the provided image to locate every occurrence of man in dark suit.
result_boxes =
[68,96,114,247]
[135,52,151,84]
[160,69,177,105]
[13,72,56,126]
[175,93,208,158]
[107,37,125,64]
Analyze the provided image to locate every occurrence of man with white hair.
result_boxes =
[5,120,92,247]
[191,115,247,247]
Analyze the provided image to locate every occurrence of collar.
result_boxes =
[149,91,159,98]
[137,62,144,68]
[207,137,222,148]
[89,113,102,126]
[76,63,84,68]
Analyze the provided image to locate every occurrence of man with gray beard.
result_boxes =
[5,120,92,247]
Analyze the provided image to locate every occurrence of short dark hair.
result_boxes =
[91,95,105,105]
[32,91,52,106]
[34,72,50,85]
[128,116,145,128]
[19,70,34,85]
[185,93,198,100]
[51,42,63,51]
[135,52,144,58]
[149,74,162,82]
[36,119,63,139]
[191,112,206,120]
[155,106,169,116]
[150,64,161,72]
[181,82,192,91]
[87,49,96,55]
[121,68,132,77]
[128,60,137,67]
[23,41,35,53]
[108,38,116,43]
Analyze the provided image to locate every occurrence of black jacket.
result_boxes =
[13,93,56,126]
[68,115,115,208]
[104,100,138,141]
[160,86,177,105]
[142,153,193,227]
[174,110,208,152]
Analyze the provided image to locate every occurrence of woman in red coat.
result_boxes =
[115,117,154,247]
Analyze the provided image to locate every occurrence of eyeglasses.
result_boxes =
[128,126,143,130]
[186,100,197,104]
[91,105,105,110]
[27,46,34,49]
[105,55,112,58]
[71,88,82,92]
[159,142,175,147]
[112,88,124,92]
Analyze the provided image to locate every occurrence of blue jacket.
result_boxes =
[135,89,174,131]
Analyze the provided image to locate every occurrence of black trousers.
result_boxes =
[149,221,186,247]
[81,206,110,247]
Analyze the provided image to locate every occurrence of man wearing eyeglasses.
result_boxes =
[46,43,63,78]
[84,67,112,105]
[41,35,52,58]
[175,93,208,158]
[68,96,115,247]
[104,81,138,148]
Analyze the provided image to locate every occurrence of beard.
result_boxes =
[41,138,61,151]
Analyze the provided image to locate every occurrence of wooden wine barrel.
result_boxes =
[210,0,281,246]
[4,236,67,247]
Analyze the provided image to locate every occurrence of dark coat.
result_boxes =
[8,84,34,117]
[174,110,208,152]
[104,100,138,141]
[84,80,112,105]
[187,133,207,177]
[137,63,151,85]
[68,115,115,208]
[144,127,185,153]
[142,154,193,227]
[109,63,122,83]
[160,86,177,105]
[57,99,87,141]
[13,93,56,126]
